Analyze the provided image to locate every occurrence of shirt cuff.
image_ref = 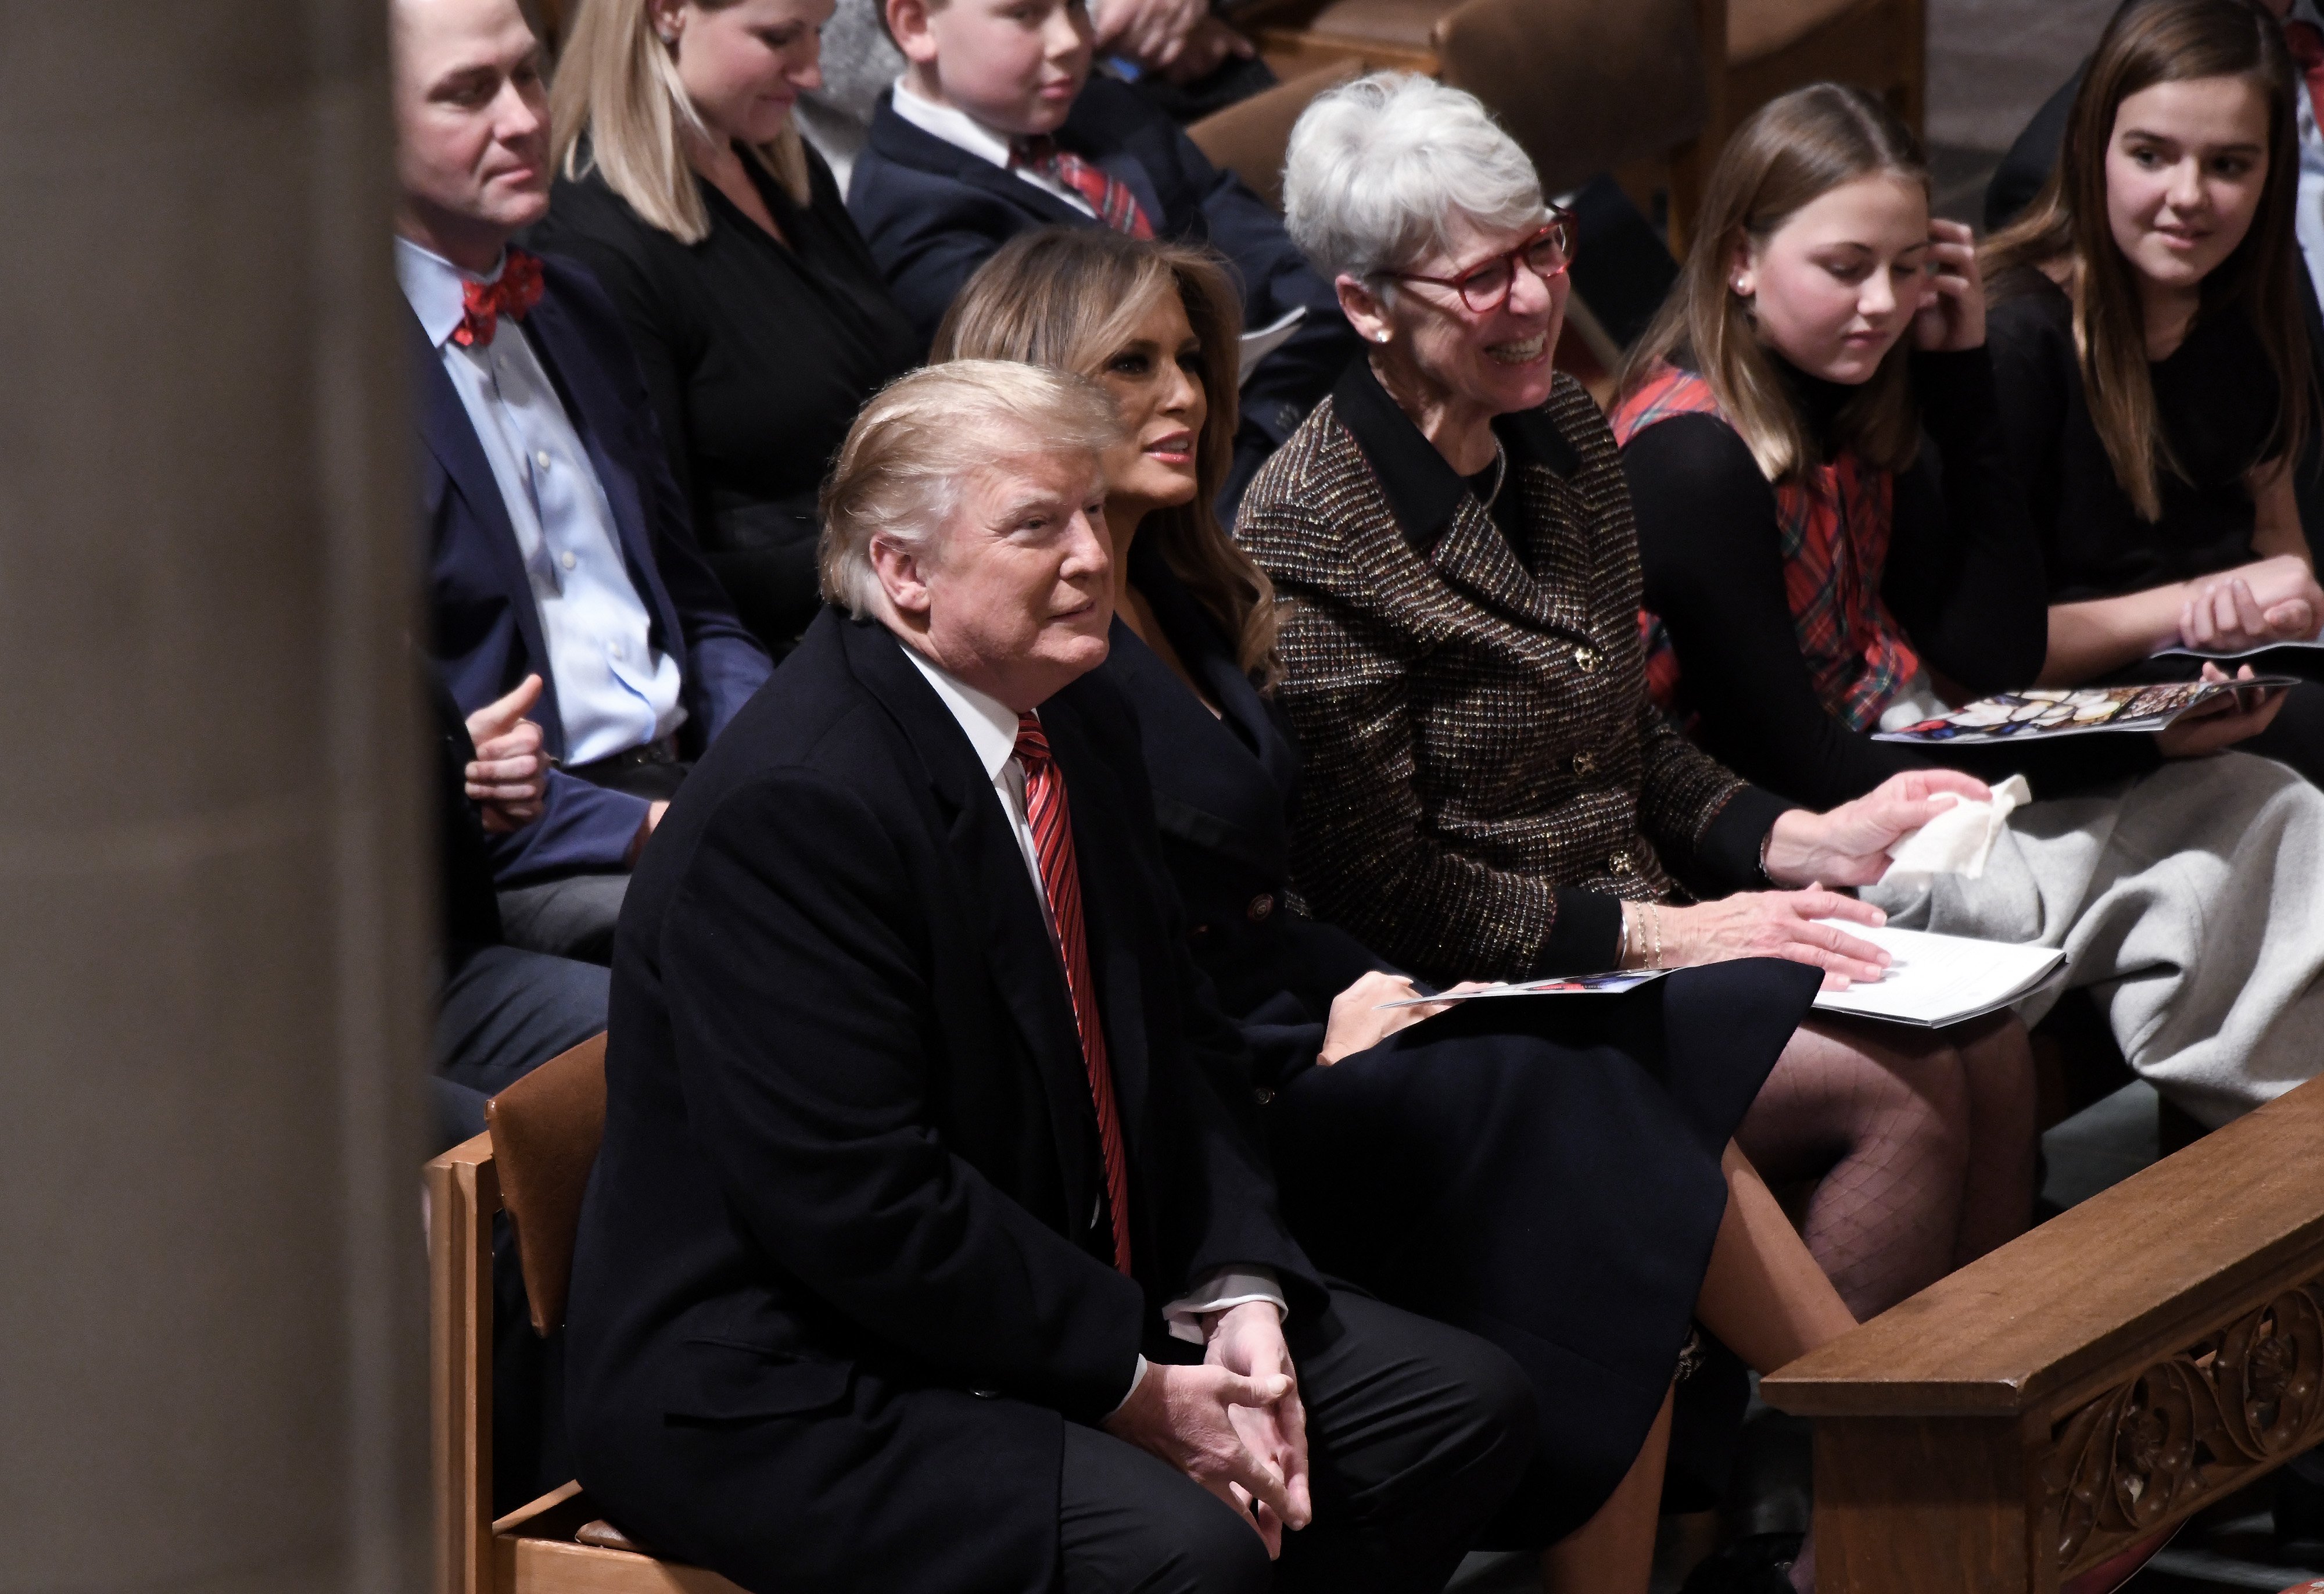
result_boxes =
[1111,1354,1151,1416]
[1161,1267,1287,1345]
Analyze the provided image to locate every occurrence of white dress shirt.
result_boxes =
[395,237,685,765]
[888,78,1102,221]
[2290,0,2324,314]
[898,640,1285,1403]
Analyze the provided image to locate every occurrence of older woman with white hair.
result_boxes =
[1240,76,2042,1586]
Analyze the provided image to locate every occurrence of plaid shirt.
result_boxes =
[1612,365,1920,732]
[1238,360,1790,986]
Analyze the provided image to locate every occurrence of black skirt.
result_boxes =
[1265,957,1820,1544]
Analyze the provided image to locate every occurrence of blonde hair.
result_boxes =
[551,0,810,245]
[933,228,1283,682]
[1982,0,2312,521]
[817,361,1125,619]
[1618,84,1928,482]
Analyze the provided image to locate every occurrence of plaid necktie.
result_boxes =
[1012,137,1156,239]
[1013,712,1135,1276]
[453,248,545,349]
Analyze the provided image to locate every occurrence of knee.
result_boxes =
[1147,1493,1274,1594]
[1420,1331,1539,1500]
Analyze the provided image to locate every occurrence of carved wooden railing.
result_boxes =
[1762,1072,2324,1594]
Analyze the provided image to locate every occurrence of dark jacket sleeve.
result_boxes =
[485,769,651,881]
[1629,412,1937,808]
[1880,348,2051,692]
[846,153,1023,346]
[553,255,776,741]
[659,767,1150,1422]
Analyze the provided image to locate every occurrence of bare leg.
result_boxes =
[1735,1018,1974,1319]
[1538,1385,1674,1594]
[1695,1144,1857,1371]
[1948,1012,2038,1270]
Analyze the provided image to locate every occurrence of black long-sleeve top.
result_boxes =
[528,144,922,657]
[1625,348,2158,808]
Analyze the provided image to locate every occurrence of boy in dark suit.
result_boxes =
[845,0,1361,511]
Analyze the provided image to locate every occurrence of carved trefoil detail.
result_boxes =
[2042,1281,2324,1574]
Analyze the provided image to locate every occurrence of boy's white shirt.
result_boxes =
[889,76,1101,221]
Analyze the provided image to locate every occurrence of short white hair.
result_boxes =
[817,361,1122,619]
[1283,72,1546,283]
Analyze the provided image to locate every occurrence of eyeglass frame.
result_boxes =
[1372,209,1579,314]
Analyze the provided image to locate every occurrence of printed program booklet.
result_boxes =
[1809,922,2065,1028]
[1871,677,2296,746]
[1379,970,1667,1008]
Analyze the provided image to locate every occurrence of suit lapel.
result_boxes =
[843,624,1103,1219]
[870,102,1095,230]
[408,313,568,752]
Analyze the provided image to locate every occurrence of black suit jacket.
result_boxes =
[846,77,1360,452]
[564,610,1320,1590]
[1102,548,1386,1087]
[413,251,772,883]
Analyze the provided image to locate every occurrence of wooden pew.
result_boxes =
[1762,1073,2324,1594]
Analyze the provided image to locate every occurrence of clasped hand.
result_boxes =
[1100,1301,1312,1554]
[2176,555,2321,657]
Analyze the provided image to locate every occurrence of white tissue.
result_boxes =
[1877,775,2031,889]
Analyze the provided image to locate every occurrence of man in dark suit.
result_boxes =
[845,0,1361,513]
[562,361,1534,1594]
[391,0,772,963]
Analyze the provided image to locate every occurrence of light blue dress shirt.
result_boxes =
[396,238,685,765]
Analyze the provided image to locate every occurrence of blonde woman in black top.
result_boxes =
[530,0,922,657]
[1983,0,2324,779]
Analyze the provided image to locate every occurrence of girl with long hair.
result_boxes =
[1981,0,2324,780]
[1612,79,2324,1142]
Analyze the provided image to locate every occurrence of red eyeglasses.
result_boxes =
[1377,209,1578,313]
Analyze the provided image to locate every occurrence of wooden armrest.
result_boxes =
[1764,1074,2324,1419]
[1761,1074,2324,1593]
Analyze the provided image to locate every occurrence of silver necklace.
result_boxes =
[1478,441,1509,510]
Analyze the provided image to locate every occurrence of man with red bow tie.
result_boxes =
[394,0,770,962]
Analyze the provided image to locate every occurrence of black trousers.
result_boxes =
[1061,1291,1535,1594]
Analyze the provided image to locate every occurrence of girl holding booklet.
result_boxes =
[936,221,2018,1594]
[1613,76,2324,1132]
[1980,0,2324,784]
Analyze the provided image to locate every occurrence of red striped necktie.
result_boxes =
[1010,137,1156,239]
[2285,19,2324,119]
[1013,712,1135,1276]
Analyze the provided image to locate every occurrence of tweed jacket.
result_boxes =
[1238,359,1793,985]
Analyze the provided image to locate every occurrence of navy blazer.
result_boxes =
[412,251,772,883]
[564,610,1320,1593]
[847,77,1360,449]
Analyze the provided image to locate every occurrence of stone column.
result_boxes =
[0,1,429,1589]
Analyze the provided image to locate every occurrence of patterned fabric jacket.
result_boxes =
[1611,365,1920,732]
[1238,360,1789,986]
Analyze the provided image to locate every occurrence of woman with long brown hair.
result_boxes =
[1981,0,2324,779]
[931,217,2080,1593]
[1612,79,2324,1143]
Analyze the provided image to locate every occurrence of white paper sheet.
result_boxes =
[1809,920,2065,1027]
[1378,970,1666,1008]
[1238,307,1306,385]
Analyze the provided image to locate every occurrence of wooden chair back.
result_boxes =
[1762,1072,2324,1593]
[484,1033,608,1336]
[1187,62,1362,214]
[427,1033,747,1594]
[1433,0,1708,199]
